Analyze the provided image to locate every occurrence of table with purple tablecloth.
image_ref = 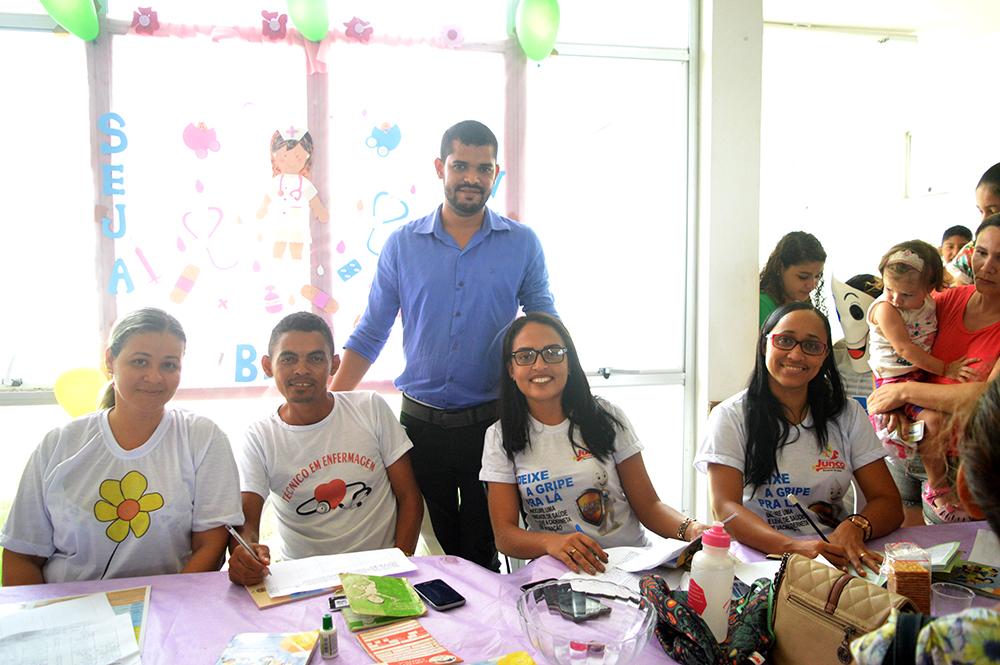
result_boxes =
[731,520,995,608]
[0,522,989,664]
[0,554,679,664]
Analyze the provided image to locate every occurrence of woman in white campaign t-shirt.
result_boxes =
[480,312,705,575]
[695,302,902,576]
[0,308,243,585]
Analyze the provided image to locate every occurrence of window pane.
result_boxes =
[110,35,308,389]
[592,384,685,509]
[320,0,508,42]
[106,1,265,25]
[526,56,689,371]
[1,2,45,13]
[105,0,508,41]
[0,32,97,388]
[557,0,689,48]
[325,44,506,383]
[0,405,71,529]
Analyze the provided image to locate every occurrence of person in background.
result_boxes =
[330,120,557,571]
[868,215,1000,525]
[946,162,1000,285]
[941,225,973,265]
[866,240,978,526]
[227,312,422,586]
[851,379,1000,664]
[697,303,903,575]
[758,231,827,327]
[481,313,705,574]
[0,308,243,585]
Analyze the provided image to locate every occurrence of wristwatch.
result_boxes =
[846,513,872,541]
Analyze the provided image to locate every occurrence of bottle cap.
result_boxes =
[322,613,333,630]
[701,521,731,549]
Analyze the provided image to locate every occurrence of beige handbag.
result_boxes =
[770,554,918,665]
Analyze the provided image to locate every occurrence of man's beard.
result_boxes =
[446,185,487,215]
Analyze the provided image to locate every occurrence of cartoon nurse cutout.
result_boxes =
[256,129,329,260]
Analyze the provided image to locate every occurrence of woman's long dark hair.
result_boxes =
[499,312,621,462]
[743,302,845,492]
[759,231,827,314]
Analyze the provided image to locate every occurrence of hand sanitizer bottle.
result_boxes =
[687,521,735,642]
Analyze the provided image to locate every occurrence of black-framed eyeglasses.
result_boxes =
[511,345,568,366]
[768,333,828,357]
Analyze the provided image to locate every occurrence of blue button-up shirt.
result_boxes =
[345,206,557,409]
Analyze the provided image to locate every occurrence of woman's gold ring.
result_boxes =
[859,552,866,559]
[568,547,577,557]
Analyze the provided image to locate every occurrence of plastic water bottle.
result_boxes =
[687,521,735,642]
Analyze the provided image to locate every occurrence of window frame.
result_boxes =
[0,0,701,513]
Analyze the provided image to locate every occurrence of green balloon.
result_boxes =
[288,0,329,42]
[515,0,560,61]
[39,0,99,41]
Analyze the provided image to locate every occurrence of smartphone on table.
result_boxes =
[559,591,611,623]
[413,578,467,611]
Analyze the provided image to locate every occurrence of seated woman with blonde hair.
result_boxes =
[0,308,243,584]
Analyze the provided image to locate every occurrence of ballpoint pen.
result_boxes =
[786,495,830,543]
[225,524,271,575]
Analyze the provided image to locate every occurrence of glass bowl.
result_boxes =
[516,579,656,665]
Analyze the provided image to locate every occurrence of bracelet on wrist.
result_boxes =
[845,513,872,541]
[677,517,694,541]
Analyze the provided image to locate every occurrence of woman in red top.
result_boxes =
[868,215,1000,522]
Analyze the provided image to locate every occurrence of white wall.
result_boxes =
[759,11,1000,344]
[694,0,763,520]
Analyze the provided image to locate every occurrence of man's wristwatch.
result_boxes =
[845,513,872,541]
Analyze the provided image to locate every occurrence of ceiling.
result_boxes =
[763,0,1000,34]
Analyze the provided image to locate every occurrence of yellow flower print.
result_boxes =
[94,470,164,543]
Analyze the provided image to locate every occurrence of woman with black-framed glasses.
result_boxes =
[696,302,903,575]
[479,312,703,575]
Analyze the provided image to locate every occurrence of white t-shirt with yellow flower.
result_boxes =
[0,408,243,582]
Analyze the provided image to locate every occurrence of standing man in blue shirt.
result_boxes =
[330,120,557,570]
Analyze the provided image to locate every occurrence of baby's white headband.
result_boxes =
[886,249,925,272]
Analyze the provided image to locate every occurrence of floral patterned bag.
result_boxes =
[640,573,773,665]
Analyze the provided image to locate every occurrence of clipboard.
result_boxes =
[244,547,416,609]
[245,582,337,610]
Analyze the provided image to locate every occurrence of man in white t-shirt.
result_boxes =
[227,312,423,585]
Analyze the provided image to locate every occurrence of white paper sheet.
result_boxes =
[733,559,783,586]
[560,566,645,594]
[0,594,116,640]
[604,534,693,572]
[264,547,417,597]
[0,612,139,665]
[925,541,961,570]
[812,554,886,585]
[969,529,1000,567]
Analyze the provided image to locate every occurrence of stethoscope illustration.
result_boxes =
[278,174,304,201]
[296,481,372,515]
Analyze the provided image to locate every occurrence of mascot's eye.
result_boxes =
[850,304,864,320]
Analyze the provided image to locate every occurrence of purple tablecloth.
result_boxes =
[731,520,994,608]
[0,521,989,664]
[0,554,676,665]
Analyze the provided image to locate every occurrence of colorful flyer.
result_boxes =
[356,619,462,665]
